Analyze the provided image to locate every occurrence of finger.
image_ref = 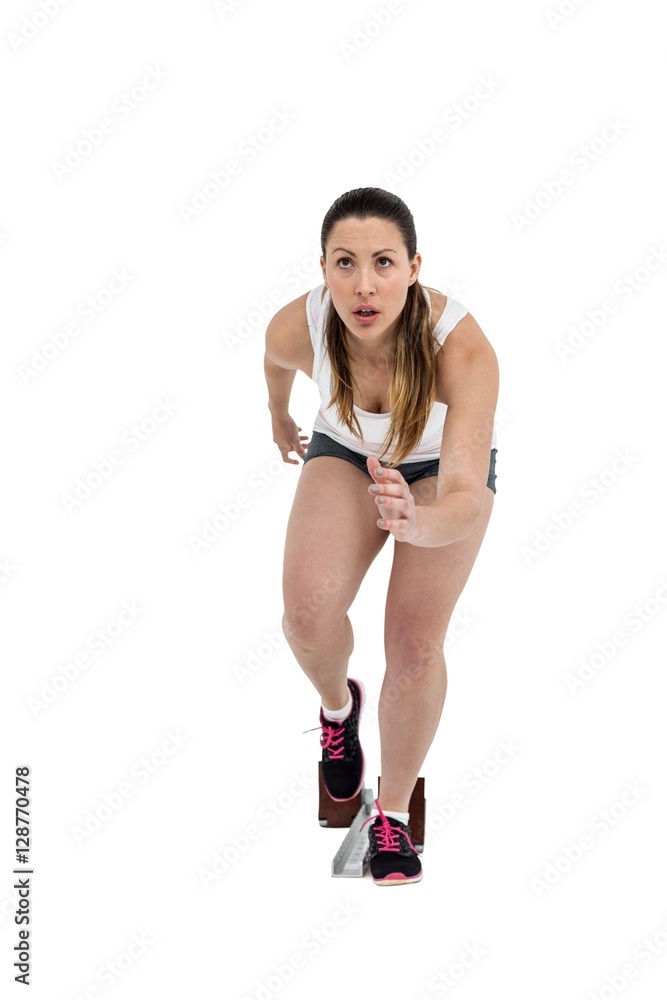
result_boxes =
[378,517,412,534]
[376,493,408,511]
[366,456,388,478]
[377,506,411,525]
[372,465,404,485]
[296,427,309,449]
[377,518,406,531]
[369,483,408,498]
[369,462,390,478]
[378,494,413,513]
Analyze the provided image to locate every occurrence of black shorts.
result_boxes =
[302,430,497,494]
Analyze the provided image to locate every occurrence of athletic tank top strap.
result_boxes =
[431,290,469,346]
[305,284,329,382]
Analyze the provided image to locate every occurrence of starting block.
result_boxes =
[318,764,425,877]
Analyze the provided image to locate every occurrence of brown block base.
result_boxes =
[318,764,426,850]
[378,775,425,851]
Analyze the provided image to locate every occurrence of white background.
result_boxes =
[1,0,666,997]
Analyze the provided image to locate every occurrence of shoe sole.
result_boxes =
[372,871,423,885]
[322,677,366,803]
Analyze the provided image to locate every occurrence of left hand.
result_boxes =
[366,455,422,544]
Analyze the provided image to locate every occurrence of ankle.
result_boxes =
[322,685,352,720]
[378,802,410,814]
[376,789,411,813]
[372,805,410,825]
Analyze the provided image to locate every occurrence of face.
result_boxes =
[320,217,421,356]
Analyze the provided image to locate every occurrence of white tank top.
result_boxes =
[305,283,498,463]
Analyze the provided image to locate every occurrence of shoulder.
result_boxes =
[422,286,448,329]
[264,290,315,374]
[434,308,498,406]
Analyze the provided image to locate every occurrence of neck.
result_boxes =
[345,324,396,367]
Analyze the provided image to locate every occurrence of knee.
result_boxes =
[282,602,346,650]
[377,636,445,712]
[384,627,445,676]
[282,607,314,649]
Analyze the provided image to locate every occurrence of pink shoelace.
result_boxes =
[362,798,417,853]
[302,722,346,760]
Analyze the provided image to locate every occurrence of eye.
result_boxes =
[335,256,393,269]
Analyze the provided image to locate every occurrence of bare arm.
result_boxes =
[264,296,310,464]
[264,354,297,419]
[414,313,499,547]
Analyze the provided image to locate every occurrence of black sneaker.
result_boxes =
[362,798,423,885]
[310,677,365,801]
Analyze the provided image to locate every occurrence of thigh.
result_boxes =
[283,455,390,636]
[384,478,495,649]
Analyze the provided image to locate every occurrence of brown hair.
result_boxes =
[320,186,440,468]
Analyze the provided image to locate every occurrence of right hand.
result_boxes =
[271,414,309,465]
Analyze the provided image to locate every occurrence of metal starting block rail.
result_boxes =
[318,765,425,878]
[330,787,375,877]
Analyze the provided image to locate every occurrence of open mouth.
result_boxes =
[354,309,378,316]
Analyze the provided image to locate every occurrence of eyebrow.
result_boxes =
[331,248,397,257]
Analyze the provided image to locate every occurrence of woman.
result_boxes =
[264,187,499,886]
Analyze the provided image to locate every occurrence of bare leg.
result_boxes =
[282,456,389,710]
[378,483,495,812]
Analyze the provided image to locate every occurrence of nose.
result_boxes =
[355,269,376,297]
